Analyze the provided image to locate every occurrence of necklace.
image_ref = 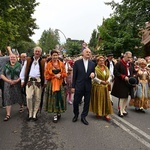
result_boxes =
[34,61,37,65]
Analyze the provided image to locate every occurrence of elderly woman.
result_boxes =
[1,54,23,121]
[44,50,67,123]
[90,56,113,121]
[130,58,150,112]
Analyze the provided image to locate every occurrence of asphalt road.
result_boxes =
[0,95,150,150]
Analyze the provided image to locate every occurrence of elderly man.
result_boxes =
[71,48,95,125]
[20,46,46,121]
[111,51,136,117]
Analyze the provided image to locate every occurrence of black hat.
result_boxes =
[128,77,137,85]
[107,53,113,57]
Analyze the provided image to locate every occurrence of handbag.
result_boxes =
[52,69,61,74]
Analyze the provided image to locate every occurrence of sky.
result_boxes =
[31,0,121,44]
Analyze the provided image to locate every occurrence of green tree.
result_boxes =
[11,40,36,56]
[38,28,60,54]
[88,29,99,54]
[66,40,82,57]
[98,17,125,57]
[104,0,150,57]
[0,0,39,50]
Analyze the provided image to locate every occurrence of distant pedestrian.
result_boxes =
[66,67,73,105]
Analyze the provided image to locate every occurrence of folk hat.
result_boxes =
[128,77,137,85]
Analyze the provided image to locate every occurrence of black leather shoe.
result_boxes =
[26,117,32,121]
[81,118,89,125]
[57,113,61,120]
[140,109,145,113]
[72,116,78,122]
[33,117,38,121]
[123,112,128,116]
[118,111,124,117]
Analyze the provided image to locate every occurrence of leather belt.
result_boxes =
[30,77,37,82]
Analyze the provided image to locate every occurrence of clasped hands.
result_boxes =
[8,79,19,85]
[101,80,109,85]
[55,73,61,79]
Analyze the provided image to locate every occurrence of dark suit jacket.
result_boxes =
[105,59,115,69]
[72,59,95,91]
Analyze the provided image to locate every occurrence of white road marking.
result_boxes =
[112,114,150,140]
[112,114,150,149]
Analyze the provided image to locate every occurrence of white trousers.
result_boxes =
[26,82,42,118]
[119,98,128,115]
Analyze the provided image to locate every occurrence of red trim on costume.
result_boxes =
[120,59,129,77]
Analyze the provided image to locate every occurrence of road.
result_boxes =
[0,95,150,150]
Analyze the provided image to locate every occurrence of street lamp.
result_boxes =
[56,29,67,43]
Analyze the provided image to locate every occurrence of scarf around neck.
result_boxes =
[4,61,21,79]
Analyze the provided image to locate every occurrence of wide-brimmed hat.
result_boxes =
[128,77,137,85]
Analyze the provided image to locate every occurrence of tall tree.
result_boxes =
[0,0,39,50]
[89,29,99,54]
[38,28,60,54]
[66,40,82,57]
[103,0,150,57]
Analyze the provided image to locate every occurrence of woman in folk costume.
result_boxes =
[90,56,113,121]
[44,50,67,123]
[129,58,150,112]
[1,54,23,121]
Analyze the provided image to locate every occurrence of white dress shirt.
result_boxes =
[83,58,88,72]
[20,57,41,83]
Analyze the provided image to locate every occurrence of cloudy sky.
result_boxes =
[31,0,121,43]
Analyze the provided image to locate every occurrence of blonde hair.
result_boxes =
[96,55,105,62]
[139,58,147,66]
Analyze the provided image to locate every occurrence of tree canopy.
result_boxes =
[93,0,150,57]
[38,28,60,54]
[0,0,39,51]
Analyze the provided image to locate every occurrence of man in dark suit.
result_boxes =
[71,48,95,125]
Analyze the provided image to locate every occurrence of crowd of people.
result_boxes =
[0,44,150,126]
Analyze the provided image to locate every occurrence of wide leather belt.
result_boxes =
[30,77,37,82]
